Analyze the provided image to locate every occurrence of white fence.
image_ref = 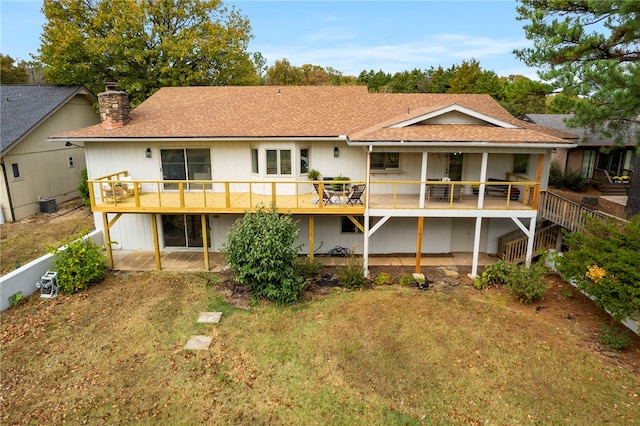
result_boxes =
[0,230,104,311]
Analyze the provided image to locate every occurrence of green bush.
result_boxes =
[338,254,367,289]
[50,231,107,294]
[548,161,587,192]
[556,215,640,321]
[78,168,90,206]
[297,258,324,277]
[473,260,508,289]
[399,274,415,287]
[504,261,549,303]
[374,272,393,285]
[597,324,632,351]
[8,292,23,308]
[222,205,304,304]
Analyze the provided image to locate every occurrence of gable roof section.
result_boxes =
[51,86,572,145]
[525,113,637,146]
[1,85,97,154]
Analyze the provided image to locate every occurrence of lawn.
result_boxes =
[2,270,639,425]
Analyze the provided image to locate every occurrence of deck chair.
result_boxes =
[313,183,333,205]
[102,182,124,202]
[346,184,365,205]
[120,176,142,197]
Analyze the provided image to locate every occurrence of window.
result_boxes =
[513,154,529,174]
[266,149,292,175]
[11,163,20,179]
[300,148,309,174]
[161,148,211,190]
[251,149,259,174]
[341,216,364,233]
[581,150,596,178]
[68,156,75,167]
[371,152,399,170]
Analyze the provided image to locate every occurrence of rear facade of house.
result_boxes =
[50,86,575,276]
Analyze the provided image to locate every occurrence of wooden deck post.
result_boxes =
[415,216,424,273]
[151,214,162,270]
[533,154,544,208]
[102,213,114,269]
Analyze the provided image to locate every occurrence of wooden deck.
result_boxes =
[91,189,534,214]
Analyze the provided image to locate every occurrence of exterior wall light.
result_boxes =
[145,148,152,158]
[334,147,340,158]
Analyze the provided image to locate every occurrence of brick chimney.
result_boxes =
[98,82,130,129]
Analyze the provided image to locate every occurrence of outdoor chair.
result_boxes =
[313,183,333,205]
[346,184,365,205]
[120,175,142,197]
[102,182,124,202]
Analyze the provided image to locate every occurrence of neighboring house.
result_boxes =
[0,85,99,222]
[524,114,637,180]
[50,86,575,277]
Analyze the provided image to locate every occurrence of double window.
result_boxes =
[266,149,292,175]
[161,148,211,190]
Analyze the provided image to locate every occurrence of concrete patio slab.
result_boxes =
[183,335,212,351]
[197,312,222,323]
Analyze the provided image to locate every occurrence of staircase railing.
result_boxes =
[499,222,559,264]
[537,191,618,233]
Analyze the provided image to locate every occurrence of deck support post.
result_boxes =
[151,214,162,270]
[202,214,209,271]
[470,216,483,278]
[102,213,114,269]
[415,216,424,273]
[525,218,537,267]
[309,216,315,261]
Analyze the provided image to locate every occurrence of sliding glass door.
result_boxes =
[161,148,211,190]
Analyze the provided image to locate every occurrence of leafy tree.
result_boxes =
[264,58,305,85]
[357,69,391,92]
[500,75,551,118]
[515,0,640,217]
[222,205,305,304]
[556,216,640,321]
[39,0,258,105]
[264,59,356,86]
[0,54,28,84]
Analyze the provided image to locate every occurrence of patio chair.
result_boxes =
[102,182,123,202]
[313,183,333,205]
[120,176,142,197]
[346,184,365,205]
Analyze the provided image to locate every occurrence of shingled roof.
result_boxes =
[1,85,97,154]
[51,86,573,145]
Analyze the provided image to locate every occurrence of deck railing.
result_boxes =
[89,171,539,212]
[537,191,621,233]
[499,222,560,264]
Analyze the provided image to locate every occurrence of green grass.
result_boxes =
[1,272,639,424]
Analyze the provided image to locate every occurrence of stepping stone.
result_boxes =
[183,335,212,351]
[197,312,222,323]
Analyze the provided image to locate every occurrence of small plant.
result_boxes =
[8,292,23,307]
[297,258,324,277]
[78,168,91,206]
[307,169,320,181]
[331,175,350,192]
[374,272,393,286]
[559,288,573,298]
[505,261,549,303]
[597,324,632,351]
[338,253,367,289]
[49,231,107,294]
[399,274,415,287]
[473,260,508,289]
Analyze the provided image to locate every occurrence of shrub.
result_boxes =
[78,168,90,206]
[8,292,23,308]
[222,205,304,304]
[597,324,632,351]
[504,261,549,303]
[473,260,508,289]
[374,272,393,286]
[548,161,587,192]
[556,215,640,321]
[297,258,324,277]
[338,253,367,289]
[399,274,414,287]
[50,231,107,294]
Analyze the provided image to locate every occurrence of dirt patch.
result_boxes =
[0,198,95,274]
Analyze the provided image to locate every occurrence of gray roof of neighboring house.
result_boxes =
[1,85,96,154]
[525,113,637,146]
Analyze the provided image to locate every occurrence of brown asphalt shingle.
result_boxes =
[51,86,573,145]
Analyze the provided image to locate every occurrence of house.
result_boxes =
[0,85,99,222]
[525,114,636,186]
[49,86,575,277]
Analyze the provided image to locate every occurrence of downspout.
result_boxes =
[1,161,16,222]
[363,145,372,277]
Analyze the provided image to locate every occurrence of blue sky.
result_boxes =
[0,0,538,79]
